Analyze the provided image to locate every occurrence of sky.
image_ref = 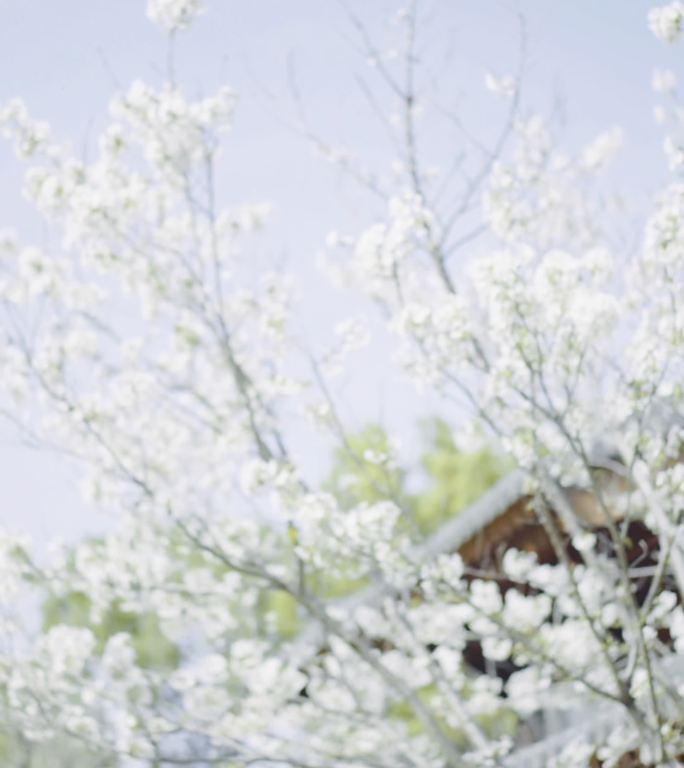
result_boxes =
[0,0,676,546]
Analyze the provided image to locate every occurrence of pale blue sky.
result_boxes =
[0,0,675,545]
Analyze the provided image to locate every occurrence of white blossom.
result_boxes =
[648,1,684,42]
[147,0,203,31]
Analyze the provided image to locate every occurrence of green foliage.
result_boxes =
[324,424,408,509]
[43,592,178,671]
[0,732,13,763]
[260,589,300,638]
[414,419,510,534]
[388,684,441,738]
[324,418,509,535]
[388,683,517,744]
[0,730,111,768]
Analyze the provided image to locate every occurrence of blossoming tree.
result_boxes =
[2,1,684,766]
